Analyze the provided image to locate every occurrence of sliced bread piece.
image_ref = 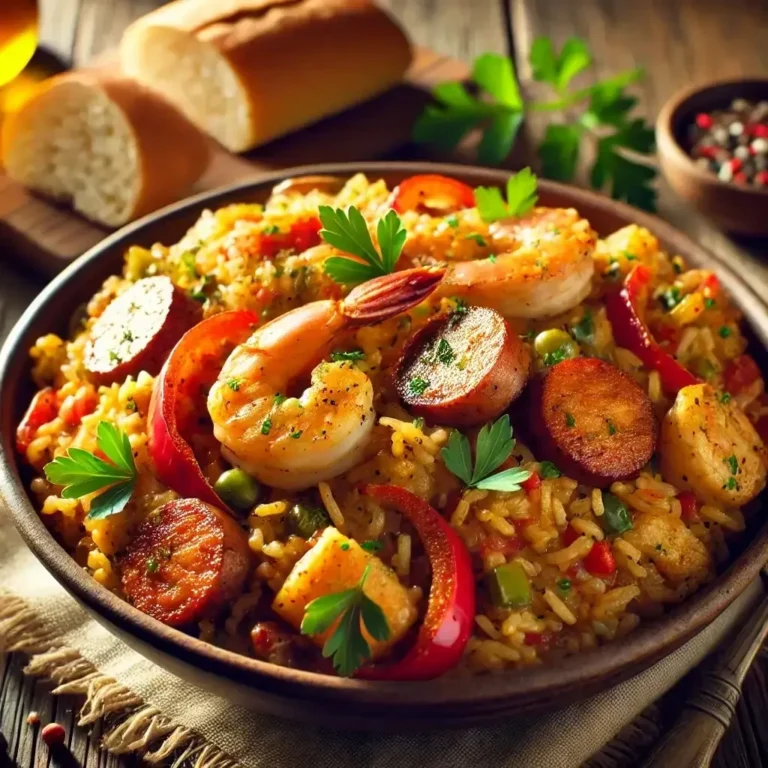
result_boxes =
[2,72,210,227]
[120,0,412,153]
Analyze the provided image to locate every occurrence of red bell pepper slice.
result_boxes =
[678,491,701,524]
[16,387,59,454]
[358,484,475,680]
[259,217,322,260]
[583,540,616,577]
[391,174,476,215]
[522,471,541,493]
[605,265,698,395]
[148,310,259,510]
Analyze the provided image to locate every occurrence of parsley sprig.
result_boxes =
[320,205,406,285]
[414,39,657,211]
[442,414,531,492]
[475,168,539,223]
[44,421,137,520]
[300,563,390,677]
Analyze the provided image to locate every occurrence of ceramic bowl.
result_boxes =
[2,162,768,729]
[656,78,768,236]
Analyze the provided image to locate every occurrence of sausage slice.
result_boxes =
[525,357,657,487]
[85,276,201,384]
[120,498,251,627]
[395,306,530,426]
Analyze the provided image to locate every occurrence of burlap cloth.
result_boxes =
[0,501,762,768]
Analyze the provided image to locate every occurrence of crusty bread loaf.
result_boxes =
[1,72,210,227]
[120,0,412,153]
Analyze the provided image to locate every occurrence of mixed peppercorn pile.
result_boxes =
[688,98,768,187]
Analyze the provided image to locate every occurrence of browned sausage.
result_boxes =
[395,306,530,427]
[524,357,657,487]
[120,498,251,627]
[85,276,201,384]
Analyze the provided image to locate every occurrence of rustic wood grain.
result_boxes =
[2,1,768,767]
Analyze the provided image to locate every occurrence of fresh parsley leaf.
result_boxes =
[539,461,562,479]
[585,69,644,126]
[274,393,287,405]
[543,347,569,367]
[464,233,488,246]
[475,168,538,223]
[571,310,594,345]
[718,391,732,404]
[409,377,430,396]
[423,338,456,366]
[725,455,739,475]
[44,422,137,519]
[301,564,391,677]
[539,123,583,182]
[566,413,576,428]
[530,37,592,91]
[261,417,272,435]
[320,206,405,285]
[442,429,473,486]
[446,214,459,228]
[472,52,523,109]
[441,415,531,492]
[331,349,366,362]
[226,377,242,391]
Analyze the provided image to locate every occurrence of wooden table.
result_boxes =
[2,1,767,767]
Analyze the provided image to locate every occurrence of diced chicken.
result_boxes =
[272,527,418,659]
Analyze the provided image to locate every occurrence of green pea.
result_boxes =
[214,469,262,511]
[534,329,580,366]
[287,503,331,539]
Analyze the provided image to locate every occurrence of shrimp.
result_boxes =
[207,267,444,491]
[440,207,597,319]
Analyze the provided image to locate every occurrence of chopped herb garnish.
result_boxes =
[409,377,430,396]
[330,349,366,362]
[718,391,732,404]
[474,168,538,223]
[226,378,242,391]
[543,347,570,367]
[301,563,390,677]
[660,286,682,310]
[340,542,351,551]
[566,413,576,428]
[452,298,469,315]
[725,477,739,491]
[125,399,137,413]
[361,540,383,553]
[423,338,456,367]
[261,417,272,435]
[623,251,638,261]
[43,421,137,520]
[446,214,460,228]
[464,233,488,246]
[571,310,594,345]
[488,254,498,263]
[108,350,120,363]
[122,330,134,343]
[607,419,617,436]
[441,414,531,492]
[274,393,287,405]
[718,326,732,339]
[320,206,406,285]
[704,298,717,309]
[263,225,282,235]
[146,558,159,574]
[180,250,199,277]
[725,454,739,475]
[289,430,303,439]
[539,461,561,479]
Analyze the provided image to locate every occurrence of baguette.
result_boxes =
[1,72,210,227]
[120,0,412,153]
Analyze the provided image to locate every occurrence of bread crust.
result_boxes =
[121,0,412,150]
[2,72,210,225]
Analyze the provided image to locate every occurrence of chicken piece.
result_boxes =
[272,527,418,659]
[623,511,711,589]
[660,383,767,507]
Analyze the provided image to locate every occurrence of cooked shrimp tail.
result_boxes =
[342,266,445,325]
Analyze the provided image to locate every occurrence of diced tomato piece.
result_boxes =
[584,540,616,576]
[16,387,59,454]
[480,533,524,559]
[59,384,99,427]
[562,524,580,547]
[524,631,554,650]
[701,274,720,299]
[259,217,322,259]
[678,491,701,524]
[522,472,541,493]
[724,354,762,395]
[391,174,476,215]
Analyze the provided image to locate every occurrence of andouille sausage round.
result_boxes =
[525,357,657,487]
[120,498,251,627]
[85,276,201,384]
[395,306,530,427]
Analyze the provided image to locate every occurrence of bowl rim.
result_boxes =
[3,160,768,712]
[656,76,768,197]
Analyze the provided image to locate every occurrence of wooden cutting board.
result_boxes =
[0,47,468,277]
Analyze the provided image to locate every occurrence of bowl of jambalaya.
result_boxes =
[2,162,768,727]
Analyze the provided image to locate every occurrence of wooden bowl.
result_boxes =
[656,78,768,235]
[2,162,768,729]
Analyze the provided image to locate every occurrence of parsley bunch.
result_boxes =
[442,414,531,492]
[44,421,138,520]
[414,38,657,211]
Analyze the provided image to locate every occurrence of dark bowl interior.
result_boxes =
[657,78,768,235]
[2,161,768,728]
